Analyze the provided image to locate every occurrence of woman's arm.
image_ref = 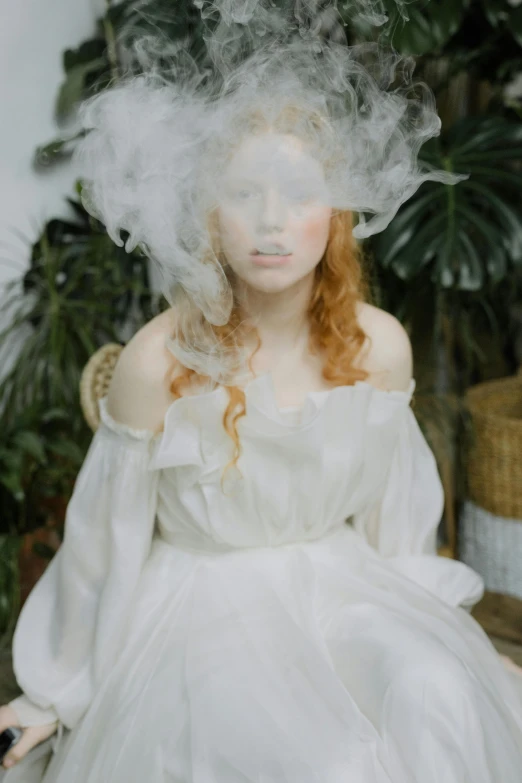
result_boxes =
[2,313,178,770]
[352,303,485,609]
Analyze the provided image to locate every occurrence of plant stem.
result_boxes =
[103,0,120,83]
[439,152,458,395]
[443,155,456,283]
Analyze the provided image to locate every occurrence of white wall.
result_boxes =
[0,0,99,286]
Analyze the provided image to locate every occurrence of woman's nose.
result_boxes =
[258,189,285,233]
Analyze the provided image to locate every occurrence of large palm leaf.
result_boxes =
[372,115,522,291]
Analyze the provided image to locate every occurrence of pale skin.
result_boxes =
[2,131,520,769]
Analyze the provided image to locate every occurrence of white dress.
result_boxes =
[5,370,522,782]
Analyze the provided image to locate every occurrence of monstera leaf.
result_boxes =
[381,0,471,56]
[372,115,522,290]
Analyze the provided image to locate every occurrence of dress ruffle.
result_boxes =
[98,396,158,442]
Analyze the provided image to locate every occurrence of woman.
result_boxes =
[2,3,522,780]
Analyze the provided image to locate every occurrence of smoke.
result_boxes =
[73,0,461,383]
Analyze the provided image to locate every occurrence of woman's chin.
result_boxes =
[246,268,316,294]
[228,259,317,295]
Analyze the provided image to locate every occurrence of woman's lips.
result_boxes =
[250,252,293,267]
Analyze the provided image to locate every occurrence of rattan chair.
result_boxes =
[79,343,124,432]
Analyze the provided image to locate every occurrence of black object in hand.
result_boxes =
[0,728,22,764]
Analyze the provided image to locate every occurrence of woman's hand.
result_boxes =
[0,705,58,770]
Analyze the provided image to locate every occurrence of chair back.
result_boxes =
[79,343,123,431]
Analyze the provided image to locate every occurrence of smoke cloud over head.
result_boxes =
[73,0,461,384]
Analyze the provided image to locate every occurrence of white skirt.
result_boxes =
[5,526,522,782]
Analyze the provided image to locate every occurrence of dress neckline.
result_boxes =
[168,369,414,409]
[99,357,416,443]
[157,367,416,443]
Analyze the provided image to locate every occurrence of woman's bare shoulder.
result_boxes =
[106,308,178,434]
[355,301,413,392]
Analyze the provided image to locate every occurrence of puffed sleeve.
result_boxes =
[8,397,160,731]
[352,401,484,611]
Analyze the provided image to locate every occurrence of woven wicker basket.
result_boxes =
[465,368,522,519]
[460,500,522,599]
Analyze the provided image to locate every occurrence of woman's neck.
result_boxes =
[238,272,315,360]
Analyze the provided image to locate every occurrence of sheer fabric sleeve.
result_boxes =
[8,397,160,730]
[352,402,484,611]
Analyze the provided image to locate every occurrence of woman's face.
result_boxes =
[216,133,332,293]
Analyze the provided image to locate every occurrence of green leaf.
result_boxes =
[449,116,522,157]
[457,232,484,291]
[105,0,135,28]
[510,6,522,47]
[0,474,24,502]
[63,39,106,72]
[48,439,85,463]
[463,165,522,190]
[12,431,47,464]
[391,212,447,279]
[55,58,106,119]
[40,408,69,424]
[372,114,522,290]
[482,0,511,28]
[33,131,85,169]
[375,188,441,266]
[384,0,469,56]
[465,180,522,262]
[454,202,507,282]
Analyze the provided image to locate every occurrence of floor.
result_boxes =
[1,591,521,706]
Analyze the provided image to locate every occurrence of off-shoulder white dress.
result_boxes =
[5,370,522,782]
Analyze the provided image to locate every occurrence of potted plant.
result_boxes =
[0,194,162,647]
